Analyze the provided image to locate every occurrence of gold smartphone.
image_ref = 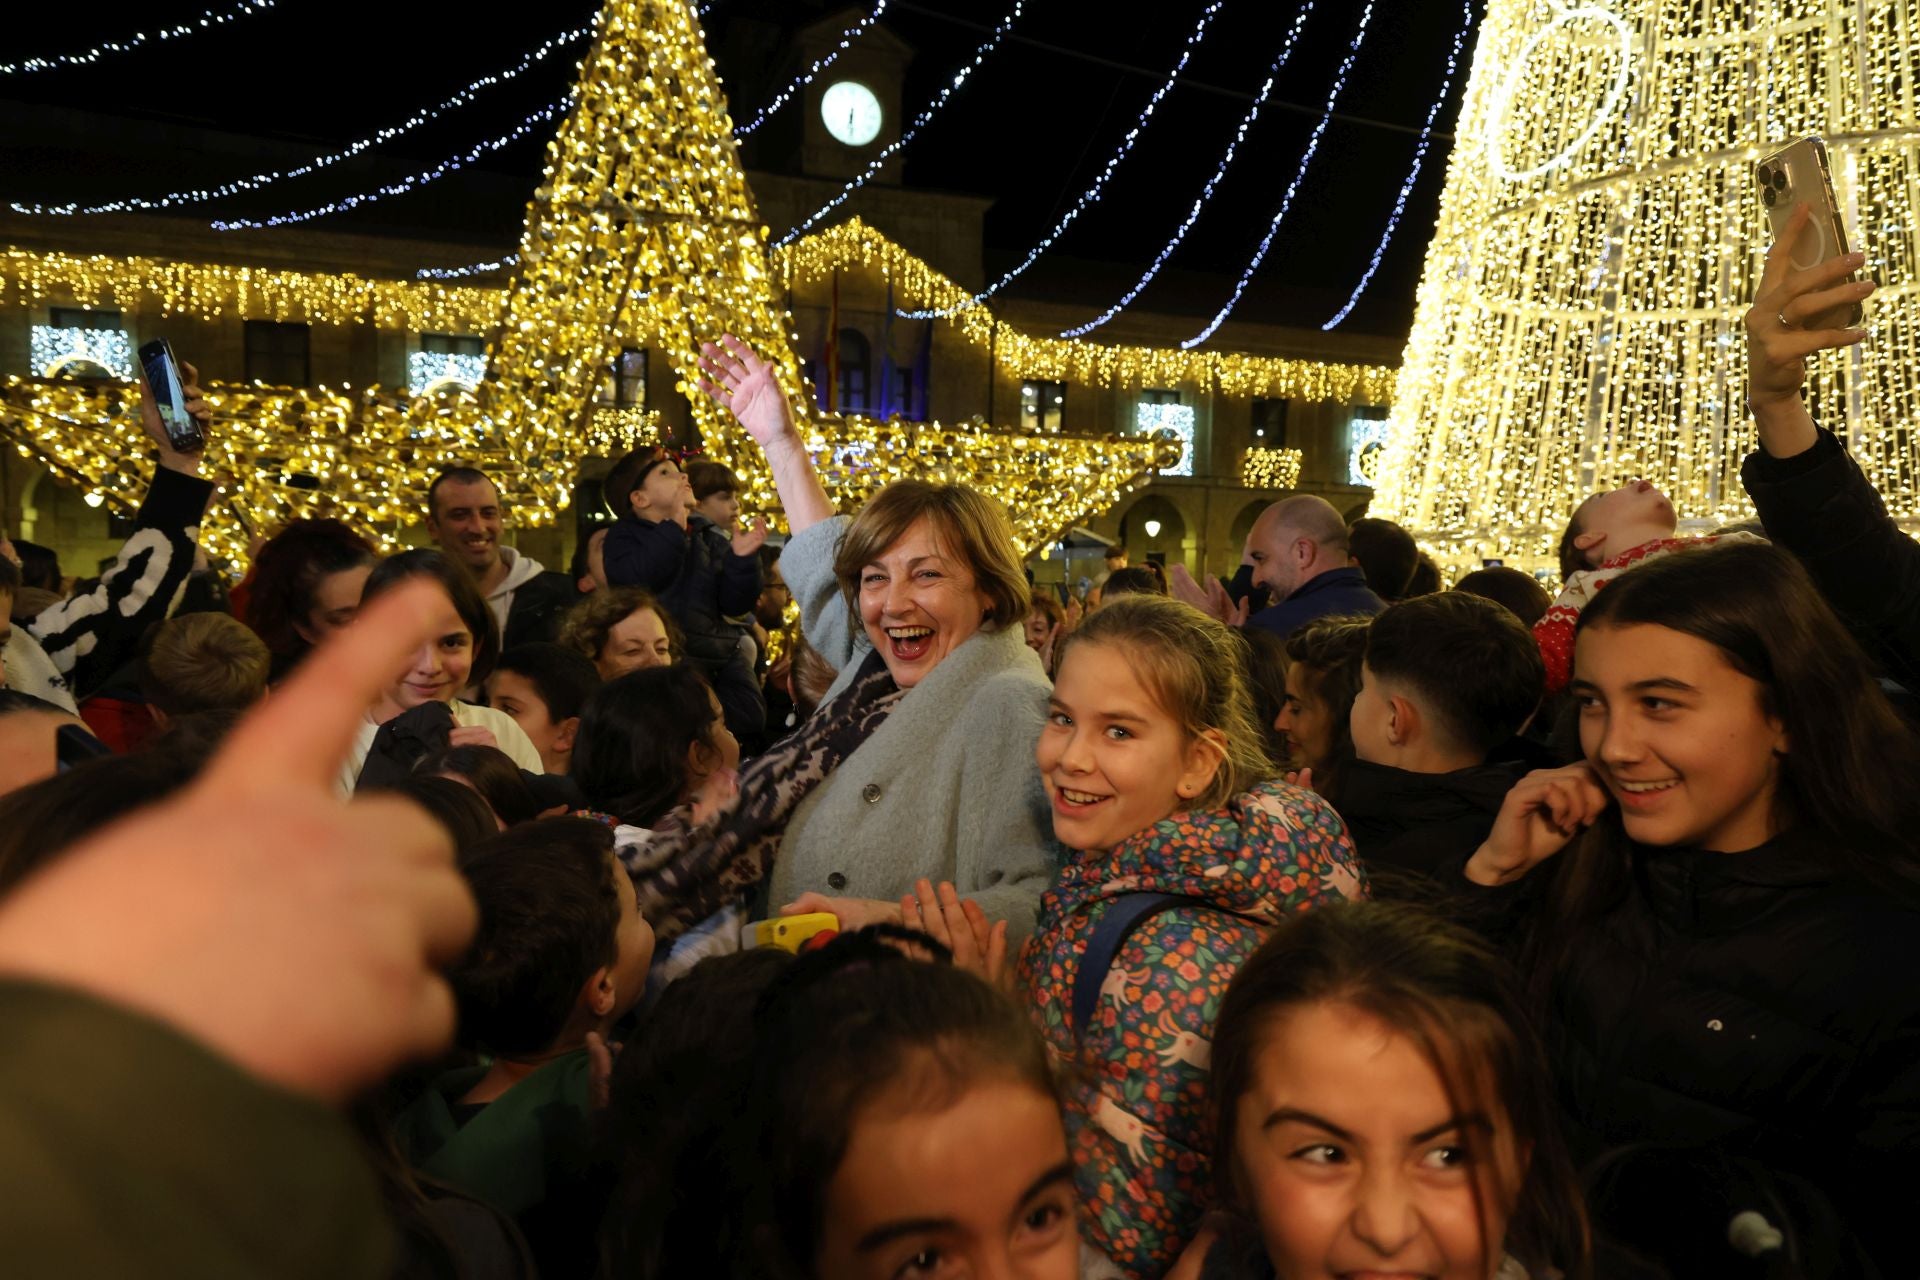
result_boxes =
[1756,137,1863,330]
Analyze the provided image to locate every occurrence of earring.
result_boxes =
[1177,783,1193,797]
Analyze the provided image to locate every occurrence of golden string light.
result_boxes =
[0,246,500,333]
[1241,446,1304,490]
[778,219,1400,402]
[1377,0,1920,572]
[0,0,1383,566]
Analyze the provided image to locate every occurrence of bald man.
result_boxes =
[1242,495,1385,639]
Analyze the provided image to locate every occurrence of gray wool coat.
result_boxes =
[767,515,1059,939]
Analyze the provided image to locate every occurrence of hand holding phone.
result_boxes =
[1756,138,1862,331]
[136,339,208,459]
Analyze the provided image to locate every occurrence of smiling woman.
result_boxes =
[1464,542,1920,1273]
[661,334,1059,941]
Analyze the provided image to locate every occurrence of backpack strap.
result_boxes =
[1072,892,1206,1041]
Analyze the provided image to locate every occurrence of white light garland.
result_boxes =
[407,350,488,393]
[1137,401,1197,477]
[736,0,889,136]
[1348,415,1390,485]
[774,0,1026,247]
[895,0,1224,319]
[1057,0,1318,338]
[1482,0,1632,183]
[1320,0,1474,330]
[29,325,133,379]
[10,25,592,217]
[209,98,570,230]
[1182,0,1378,349]
[416,255,520,280]
[0,0,276,76]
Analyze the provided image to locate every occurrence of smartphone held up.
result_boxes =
[1756,137,1864,331]
[137,338,206,455]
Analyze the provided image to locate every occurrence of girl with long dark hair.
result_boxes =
[1465,541,1920,1274]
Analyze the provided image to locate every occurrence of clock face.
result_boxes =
[821,80,883,147]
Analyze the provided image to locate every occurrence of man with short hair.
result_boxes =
[424,467,575,650]
[1241,496,1385,638]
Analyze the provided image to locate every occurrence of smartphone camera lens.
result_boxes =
[1764,186,1777,206]
[1771,169,1788,190]
[1756,165,1772,187]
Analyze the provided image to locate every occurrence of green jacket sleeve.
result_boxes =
[0,979,391,1279]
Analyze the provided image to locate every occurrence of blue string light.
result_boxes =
[209,98,571,230]
[774,0,1026,248]
[1321,0,1475,330]
[10,25,594,217]
[1,0,277,76]
[1181,0,1377,349]
[894,0,1225,320]
[736,0,889,137]
[1056,0,1318,339]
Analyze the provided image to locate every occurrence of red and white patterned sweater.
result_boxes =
[1534,533,1767,693]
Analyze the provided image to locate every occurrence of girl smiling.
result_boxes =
[1016,596,1365,1275]
[1466,542,1920,1271]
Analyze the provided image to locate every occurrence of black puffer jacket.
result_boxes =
[1334,759,1519,883]
[1546,829,1920,1269]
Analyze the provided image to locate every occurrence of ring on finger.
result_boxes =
[1777,310,1797,331]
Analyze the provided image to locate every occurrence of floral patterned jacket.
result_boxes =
[1016,781,1364,1278]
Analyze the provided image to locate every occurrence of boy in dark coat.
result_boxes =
[1340,591,1545,885]
[601,446,767,744]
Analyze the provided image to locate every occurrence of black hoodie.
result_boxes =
[1332,758,1522,883]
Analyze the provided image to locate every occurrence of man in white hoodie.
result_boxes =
[424,468,575,651]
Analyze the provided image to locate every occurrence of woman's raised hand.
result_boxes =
[1464,761,1611,887]
[698,335,797,453]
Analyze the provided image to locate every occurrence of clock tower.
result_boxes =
[793,8,912,182]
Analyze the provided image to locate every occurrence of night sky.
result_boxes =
[2,0,1473,337]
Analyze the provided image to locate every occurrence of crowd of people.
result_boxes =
[0,216,1914,1280]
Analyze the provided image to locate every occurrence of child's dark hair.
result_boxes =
[686,459,741,502]
[426,743,542,826]
[13,539,61,593]
[366,774,501,851]
[740,928,1058,1279]
[1237,626,1291,765]
[450,818,621,1057]
[1365,592,1544,759]
[1281,614,1371,794]
[1211,902,1591,1279]
[242,518,377,658]
[1453,566,1553,629]
[0,729,221,894]
[600,949,797,1280]
[1556,495,1601,584]
[1100,565,1166,598]
[1347,517,1420,600]
[570,665,722,826]
[361,548,501,686]
[494,642,602,723]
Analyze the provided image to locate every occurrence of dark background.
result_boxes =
[1,0,1476,337]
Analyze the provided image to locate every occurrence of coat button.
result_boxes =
[828,872,848,891]
[862,783,882,804]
